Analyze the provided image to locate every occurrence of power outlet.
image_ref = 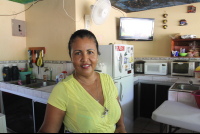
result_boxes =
[85,15,90,30]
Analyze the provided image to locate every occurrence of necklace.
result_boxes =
[75,72,100,103]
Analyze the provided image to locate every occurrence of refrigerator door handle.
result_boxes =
[120,82,124,102]
[119,53,123,73]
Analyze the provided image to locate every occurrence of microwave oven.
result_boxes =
[144,63,168,75]
[171,62,195,76]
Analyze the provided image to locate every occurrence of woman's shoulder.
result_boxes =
[63,74,74,83]
[53,74,75,90]
[98,72,112,79]
[98,72,113,83]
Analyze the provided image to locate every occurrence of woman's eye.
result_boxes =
[75,52,81,55]
[88,51,94,54]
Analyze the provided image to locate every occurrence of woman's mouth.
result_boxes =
[81,64,91,69]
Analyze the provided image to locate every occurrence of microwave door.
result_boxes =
[172,63,189,74]
[145,64,160,74]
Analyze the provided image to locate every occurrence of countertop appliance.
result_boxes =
[134,61,145,74]
[96,44,134,132]
[144,63,168,75]
[171,62,195,76]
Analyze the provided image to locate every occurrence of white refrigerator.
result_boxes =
[96,44,134,132]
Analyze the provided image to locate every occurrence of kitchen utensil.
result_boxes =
[28,50,33,68]
[35,51,39,74]
[41,50,44,67]
[33,50,36,63]
[37,51,43,67]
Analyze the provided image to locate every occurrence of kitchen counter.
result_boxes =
[0,81,55,104]
[134,74,200,85]
[0,74,200,104]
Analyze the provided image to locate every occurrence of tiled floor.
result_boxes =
[134,117,199,133]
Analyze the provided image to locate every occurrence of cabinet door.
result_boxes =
[140,83,155,118]
[156,85,170,108]
[34,102,64,133]
[134,83,138,120]
[2,92,34,133]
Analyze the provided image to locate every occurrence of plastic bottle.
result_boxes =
[11,64,19,81]
[3,65,11,82]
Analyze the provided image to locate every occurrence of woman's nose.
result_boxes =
[81,53,88,62]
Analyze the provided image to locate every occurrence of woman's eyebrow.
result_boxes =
[73,50,82,52]
[87,49,95,51]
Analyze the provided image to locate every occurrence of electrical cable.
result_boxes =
[0,0,43,16]
[63,0,82,22]
[112,6,125,17]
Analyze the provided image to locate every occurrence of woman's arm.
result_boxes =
[38,104,66,133]
[115,96,127,133]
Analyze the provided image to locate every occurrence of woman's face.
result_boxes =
[71,37,98,77]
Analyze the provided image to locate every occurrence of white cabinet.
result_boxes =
[168,91,198,107]
[0,113,7,133]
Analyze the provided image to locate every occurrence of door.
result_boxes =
[113,44,134,78]
[140,83,155,118]
[114,76,134,131]
[2,92,34,133]
[34,102,64,133]
[156,85,170,108]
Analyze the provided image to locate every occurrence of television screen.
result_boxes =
[119,17,155,41]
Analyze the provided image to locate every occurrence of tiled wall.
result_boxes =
[1,57,200,81]
[0,60,74,82]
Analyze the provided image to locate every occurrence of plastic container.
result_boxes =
[19,71,31,80]
[179,53,188,57]
[11,64,19,81]
[195,71,200,79]
[191,90,200,109]
[3,65,11,82]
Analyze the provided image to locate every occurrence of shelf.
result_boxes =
[28,47,46,54]
[171,38,200,56]
[170,56,200,58]
[172,38,200,42]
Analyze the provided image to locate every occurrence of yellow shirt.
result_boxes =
[47,73,121,133]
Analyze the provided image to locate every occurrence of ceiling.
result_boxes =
[110,0,200,13]
[9,0,37,4]
[8,0,200,13]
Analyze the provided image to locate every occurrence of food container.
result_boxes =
[191,90,200,109]
[195,71,200,78]
[19,71,31,80]
[194,51,199,57]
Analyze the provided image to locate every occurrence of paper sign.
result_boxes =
[116,46,125,51]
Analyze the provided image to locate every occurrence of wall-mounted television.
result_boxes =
[119,17,155,41]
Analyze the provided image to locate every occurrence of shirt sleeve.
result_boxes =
[47,82,68,111]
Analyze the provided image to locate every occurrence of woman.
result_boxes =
[38,30,126,133]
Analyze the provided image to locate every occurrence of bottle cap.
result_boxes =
[3,65,9,67]
[12,64,17,66]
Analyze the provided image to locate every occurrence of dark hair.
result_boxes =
[68,30,100,58]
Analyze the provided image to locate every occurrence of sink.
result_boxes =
[25,81,57,89]
[171,83,200,92]
[7,79,56,89]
